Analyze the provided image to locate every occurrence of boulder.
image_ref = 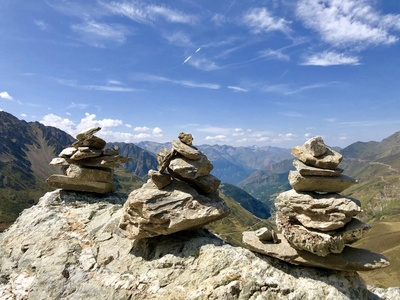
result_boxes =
[289,171,358,193]
[275,189,361,231]
[293,160,343,177]
[168,153,213,180]
[304,136,327,157]
[70,149,103,160]
[76,126,101,140]
[58,147,78,158]
[66,164,113,183]
[172,140,201,160]
[242,231,390,272]
[178,132,193,146]
[291,146,342,169]
[119,180,230,239]
[47,175,115,194]
[72,136,106,149]
[148,170,172,189]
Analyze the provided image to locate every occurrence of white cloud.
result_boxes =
[163,31,192,47]
[134,126,150,132]
[125,124,132,128]
[187,57,220,71]
[243,7,290,34]
[66,112,71,116]
[262,82,337,95]
[302,51,360,66]
[132,74,220,90]
[40,114,76,135]
[20,114,27,118]
[260,49,290,61]
[58,79,138,92]
[68,101,89,110]
[76,113,123,133]
[205,135,228,142]
[35,20,49,31]
[0,91,14,101]
[304,133,312,139]
[227,86,248,93]
[107,80,122,85]
[0,108,3,112]
[297,0,400,48]
[272,133,298,143]
[152,127,164,137]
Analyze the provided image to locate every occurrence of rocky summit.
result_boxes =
[47,127,130,194]
[243,136,390,270]
[119,133,229,239]
[1,189,399,300]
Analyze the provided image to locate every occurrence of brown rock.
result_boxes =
[288,171,358,193]
[303,136,327,157]
[66,164,113,183]
[58,147,78,158]
[178,132,193,146]
[242,231,390,271]
[70,149,103,161]
[156,148,176,173]
[169,153,213,180]
[291,146,342,169]
[293,160,343,177]
[172,140,201,160]
[148,170,172,189]
[118,180,230,239]
[72,136,106,149]
[47,175,115,193]
[76,127,101,140]
[275,189,361,231]
[336,218,371,244]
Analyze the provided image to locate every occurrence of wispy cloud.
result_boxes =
[262,82,338,95]
[187,57,220,71]
[68,102,89,110]
[297,0,400,49]
[301,51,360,66]
[57,79,139,92]
[260,49,290,61]
[132,74,220,90]
[34,20,49,31]
[227,86,248,92]
[0,91,14,101]
[162,31,192,47]
[339,120,400,127]
[243,7,291,34]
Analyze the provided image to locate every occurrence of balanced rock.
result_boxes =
[157,148,175,172]
[293,160,343,177]
[76,126,101,140]
[289,171,358,193]
[168,153,213,180]
[148,169,172,189]
[172,139,201,160]
[178,132,193,145]
[304,136,327,157]
[66,164,113,183]
[119,180,230,239]
[70,155,130,168]
[58,147,78,158]
[275,189,361,231]
[72,135,106,149]
[291,146,342,169]
[47,175,115,194]
[70,148,103,160]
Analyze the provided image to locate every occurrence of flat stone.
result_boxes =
[192,174,221,194]
[103,149,119,156]
[71,155,131,168]
[242,231,390,271]
[47,175,115,193]
[303,136,327,157]
[70,149,103,160]
[169,153,213,180]
[289,171,358,193]
[291,146,342,169]
[72,136,106,149]
[178,132,193,146]
[76,127,101,140]
[58,147,78,158]
[49,157,69,166]
[335,218,371,244]
[172,140,201,160]
[66,164,113,183]
[119,180,230,239]
[275,189,361,231]
[293,160,343,177]
[148,170,172,189]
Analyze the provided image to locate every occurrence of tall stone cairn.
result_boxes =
[119,132,230,239]
[47,127,130,194]
[243,136,390,271]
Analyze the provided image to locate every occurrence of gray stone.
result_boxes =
[255,227,278,243]
[103,149,119,156]
[70,149,103,160]
[49,157,69,166]
[242,231,390,272]
[178,132,193,146]
[58,147,78,158]
[169,153,213,180]
[47,175,115,193]
[336,218,371,244]
[291,146,343,169]
[304,136,327,157]
[66,164,113,183]
[72,136,106,149]
[119,180,229,239]
[275,189,361,231]
[192,174,221,194]
[289,171,358,193]
[172,140,201,160]
[71,155,131,168]
[148,169,172,189]
[76,126,101,140]
[293,160,343,177]
[156,148,176,173]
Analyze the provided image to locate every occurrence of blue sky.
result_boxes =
[1,0,400,148]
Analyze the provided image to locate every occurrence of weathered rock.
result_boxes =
[178,132,193,146]
[47,175,115,193]
[275,189,361,231]
[119,180,229,239]
[70,149,103,160]
[148,169,172,189]
[49,157,69,166]
[192,174,221,194]
[304,136,327,157]
[72,136,106,149]
[0,190,392,299]
[289,171,358,193]
[71,155,131,168]
[335,218,371,244]
[76,126,101,140]
[172,140,201,160]
[103,148,119,156]
[66,164,113,183]
[168,153,213,180]
[58,147,78,158]
[255,227,278,243]
[293,160,343,177]
[291,146,343,169]
[156,148,176,173]
[242,231,390,272]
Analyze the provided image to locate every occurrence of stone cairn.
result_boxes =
[119,132,230,239]
[243,136,390,271]
[47,127,130,194]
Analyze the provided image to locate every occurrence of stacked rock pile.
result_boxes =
[119,132,230,239]
[47,127,130,194]
[243,136,390,271]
